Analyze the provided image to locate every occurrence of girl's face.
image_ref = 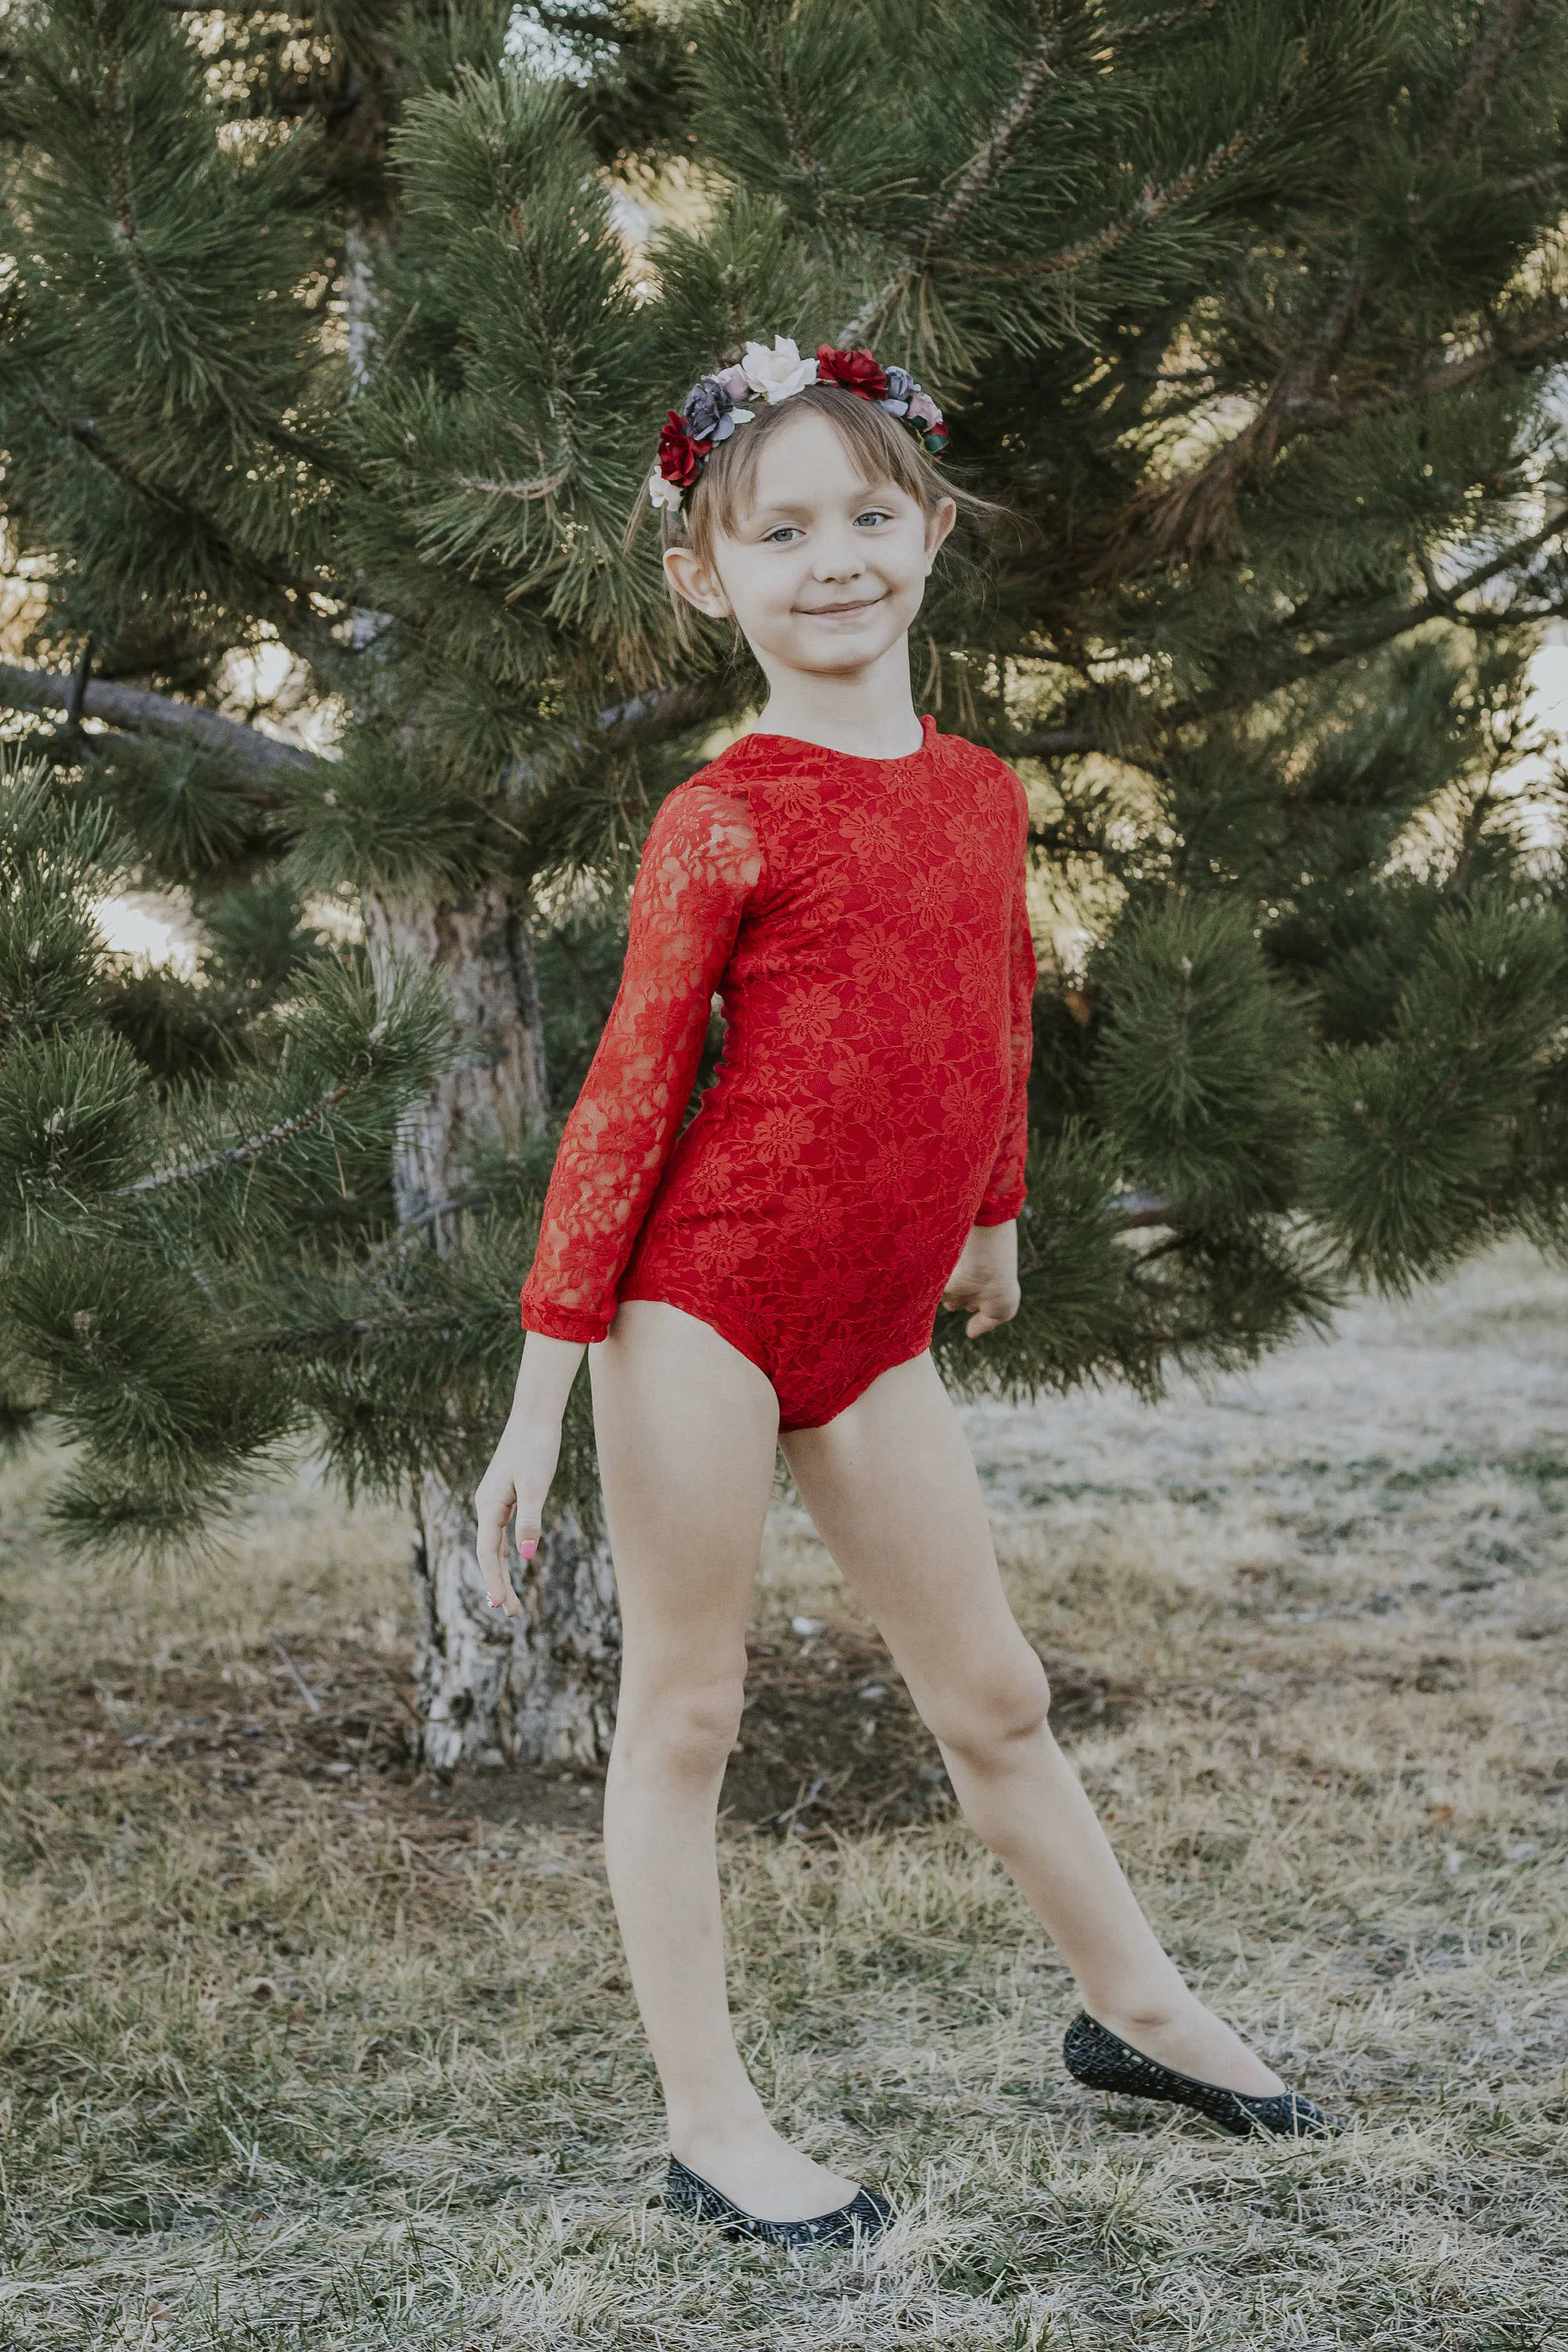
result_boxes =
[662,408,956,683]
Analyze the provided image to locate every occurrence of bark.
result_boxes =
[365,881,622,1770]
[412,1483,619,1773]
[0,659,313,784]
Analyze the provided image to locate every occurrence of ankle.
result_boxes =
[1081,1978,1193,2034]
[666,2101,771,2155]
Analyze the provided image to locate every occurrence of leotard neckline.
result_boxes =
[726,711,938,767]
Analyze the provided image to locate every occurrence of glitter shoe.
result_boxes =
[1063,2011,1341,2138]
[665,2154,895,2247]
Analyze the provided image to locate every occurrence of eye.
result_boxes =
[854,506,894,528]
[762,524,803,543]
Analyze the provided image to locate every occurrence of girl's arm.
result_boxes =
[475,1330,584,1613]
[946,804,1036,1341]
[476,785,761,1610]
[975,827,1037,1229]
[519,782,763,1341]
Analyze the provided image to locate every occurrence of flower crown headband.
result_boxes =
[648,334,948,514]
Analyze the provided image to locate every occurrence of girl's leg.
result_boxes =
[590,1299,863,2220]
[781,1350,1285,2094]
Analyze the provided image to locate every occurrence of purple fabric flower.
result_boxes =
[651,339,948,504]
[682,375,734,442]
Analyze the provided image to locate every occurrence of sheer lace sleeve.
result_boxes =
[519,785,764,1342]
[975,834,1036,1226]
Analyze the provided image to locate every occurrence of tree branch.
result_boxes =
[0,661,318,785]
[839,14,1061,343]
[1104,3,1551,569]
[946,53,1308,289]
[1430,0,1543,158]
[1330,306,1568,429]
[1098,0,1235,45]
[122,1032,386,1196]
[1243,501,1568,691]
[65,638,94,732]
[37,397,352,606]
[1014,726,1101,758]
[1504,159,1568,198]
[1017,501,1568,762]
[453,457,572,502]
[1109,1189,1176,1228]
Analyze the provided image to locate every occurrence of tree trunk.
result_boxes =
[365,882,622,1772]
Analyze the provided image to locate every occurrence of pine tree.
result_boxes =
[2,0,1566,1769]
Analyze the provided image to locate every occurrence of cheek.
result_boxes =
[734,561,804,623]
[887,539,934,591]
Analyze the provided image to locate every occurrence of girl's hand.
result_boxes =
[474,1414,561,1617]
[474,1332,588,1617]
[942,1220,1021,1338]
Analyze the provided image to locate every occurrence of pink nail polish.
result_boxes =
[519,1538,538,1559]
[488,1597,502,1608]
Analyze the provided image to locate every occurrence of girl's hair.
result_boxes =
[626,382,1009,601]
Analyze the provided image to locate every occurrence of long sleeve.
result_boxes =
[974,834,1036,1226]
[520,784,764,1342]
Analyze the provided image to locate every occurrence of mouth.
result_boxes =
[796,593,885,619]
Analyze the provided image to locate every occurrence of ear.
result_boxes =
[662,543,732,619]
[924,495,958,572]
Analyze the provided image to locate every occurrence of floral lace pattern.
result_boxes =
[520,717,1036,1427]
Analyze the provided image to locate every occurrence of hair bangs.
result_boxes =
[664,385,949,568]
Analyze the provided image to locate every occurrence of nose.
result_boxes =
[811,526,867,582]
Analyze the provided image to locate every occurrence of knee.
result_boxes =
[614,1670,746,1784]
[920,1646,1051,1768]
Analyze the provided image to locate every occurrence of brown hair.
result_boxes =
[627,381,1008,599]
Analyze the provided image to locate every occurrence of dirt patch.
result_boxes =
[721,1625,1133,1835]
[25,1621,1137,1839]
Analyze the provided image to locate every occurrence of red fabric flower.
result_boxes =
[658,411,710,488]
[815,344,890,401]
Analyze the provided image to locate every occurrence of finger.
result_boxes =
[487,1520,540,1621]
[487,1555,523,1617]
[474,1497,507,1578]
[966,1308,1000,1338]
[476,1503,524,1615]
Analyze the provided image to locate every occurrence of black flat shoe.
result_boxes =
[664,2154,895,2249]
[1063,2012,1341,2139]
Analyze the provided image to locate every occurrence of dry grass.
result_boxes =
[1,1246,1565,2349]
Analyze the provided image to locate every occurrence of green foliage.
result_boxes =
[0,1025,147,1232]
[0,746,452,1545]
[1311,892,1568,1290]
[284,724,496,899]
[1094,902,1316,1222]
[2,0,339,657]
[8,1231,296,1546]
[82,736,274,882]
[2,0,1568,1563]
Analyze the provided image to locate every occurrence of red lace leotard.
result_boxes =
[519,714,1036,1431]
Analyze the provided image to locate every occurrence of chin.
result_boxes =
[791,621,904,663]
[804,645,898,677]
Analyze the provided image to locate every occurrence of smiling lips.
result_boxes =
[797,593,886,617]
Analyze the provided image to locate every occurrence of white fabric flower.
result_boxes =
[648,470,684,512]
[710,407,754,443]
[742,335,818,405]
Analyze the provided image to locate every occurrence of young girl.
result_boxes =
[474,335,1336,2249]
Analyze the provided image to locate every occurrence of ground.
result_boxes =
[0,1244,1563,2350]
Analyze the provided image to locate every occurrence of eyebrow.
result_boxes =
[747,484,901,522]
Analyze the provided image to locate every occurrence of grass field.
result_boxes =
[1,1246,1564,2350]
